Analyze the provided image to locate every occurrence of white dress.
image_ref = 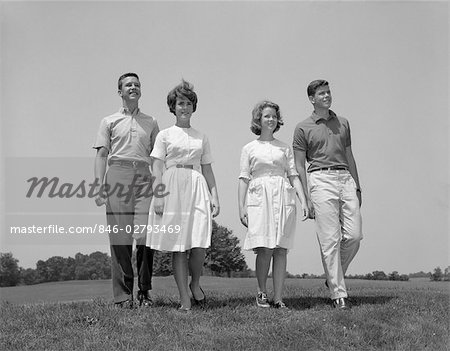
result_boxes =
[146,125,213,252]
[239,139,298,250]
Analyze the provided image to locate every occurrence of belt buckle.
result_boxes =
[132,161,138,168]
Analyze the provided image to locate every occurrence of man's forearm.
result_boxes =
[94,157,107,186]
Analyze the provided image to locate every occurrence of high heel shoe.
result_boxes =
[189,283,206,305]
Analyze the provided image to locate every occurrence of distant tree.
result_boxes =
[35,259,49,283]
[86,251,111,279]
[408,271,430,278]
[45,256,67,281]
[0,252,21,287]
[444,266,450,281]
[388,271,409,281]
[430,267,443,281]
[74,253,90,280]
[61,257,76,281]
[366,271,388,280]
[389,271,400,280]
[153,251,172,276]
[206,221,248,277]
[20,267,38,285]
[399,274,409,281]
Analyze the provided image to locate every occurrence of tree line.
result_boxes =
[0,221,249,287]
[1,219,449,287]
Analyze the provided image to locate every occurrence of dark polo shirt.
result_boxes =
[293,110,351,173]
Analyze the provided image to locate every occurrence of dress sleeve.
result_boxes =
[200,135,214,164]
[92,118,110,151]
[239,145,251,180]
[285,146,298,177]
[150,130,166,161]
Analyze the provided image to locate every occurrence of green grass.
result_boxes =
[1,277,449,350]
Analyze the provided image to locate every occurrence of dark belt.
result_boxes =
[311,166,348,172]
[110,160,149,168]
[175,164,193,169]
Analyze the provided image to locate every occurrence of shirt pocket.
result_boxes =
[247,183,263,207]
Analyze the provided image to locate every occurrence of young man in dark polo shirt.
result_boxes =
[293,80,362,309]
[93,73,159,308]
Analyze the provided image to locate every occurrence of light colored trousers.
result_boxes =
[309,170,362,299]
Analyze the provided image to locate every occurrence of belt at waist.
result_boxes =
[109,160,149,168]
[310,166,348,172]
[251,171,285,179]
[169,164,194,169]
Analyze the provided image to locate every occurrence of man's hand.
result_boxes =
[95,195,107,207]
[94,187,107,207]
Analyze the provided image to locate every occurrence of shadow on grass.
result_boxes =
[189,295,397,311]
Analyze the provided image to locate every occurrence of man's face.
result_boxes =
[310,85,332,109]
[118,76,141,102]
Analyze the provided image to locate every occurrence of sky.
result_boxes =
[1,0,448,276]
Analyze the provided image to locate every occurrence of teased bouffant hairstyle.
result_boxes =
[307,79,329,97]
[118,72,140,90]
[167,80,198,115]
[250,100,284,135]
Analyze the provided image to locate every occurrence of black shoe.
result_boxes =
[115,299,134,309]
[273,301,289,310]
[189,283,206,305]
[137,290,153,307]
[332,297,349,310]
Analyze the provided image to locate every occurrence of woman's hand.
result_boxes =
[239,207,248,227]
[153,197,164,216]
[300,202,310,221]
[211,197,220,217]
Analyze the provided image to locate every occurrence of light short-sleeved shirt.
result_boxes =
[93,108,159,164]
[239,139,298,180]
[292,110,351,172]
[150,125,213,171]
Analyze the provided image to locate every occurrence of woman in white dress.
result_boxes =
[147,80,220,311]
[238,101,308,309]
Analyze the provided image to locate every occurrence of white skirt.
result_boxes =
[146,167,212,252]
[244,175,297,250]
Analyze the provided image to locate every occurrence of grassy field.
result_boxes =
[1,277,449,350]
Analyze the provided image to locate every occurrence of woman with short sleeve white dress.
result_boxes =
[238,101,308,309]
[147,80,220,312]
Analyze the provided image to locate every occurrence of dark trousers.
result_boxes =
[105,163,154,303]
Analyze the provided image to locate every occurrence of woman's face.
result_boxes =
[175,96,194,120]
[260,107,278,133]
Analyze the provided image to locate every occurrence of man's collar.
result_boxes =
[120,107,140,116]
[311,109,336,123]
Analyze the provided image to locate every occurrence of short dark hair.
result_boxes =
[250,100,284,135]
[167,80,198,115]
[118,73,140,90]
[307,79,329,97]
